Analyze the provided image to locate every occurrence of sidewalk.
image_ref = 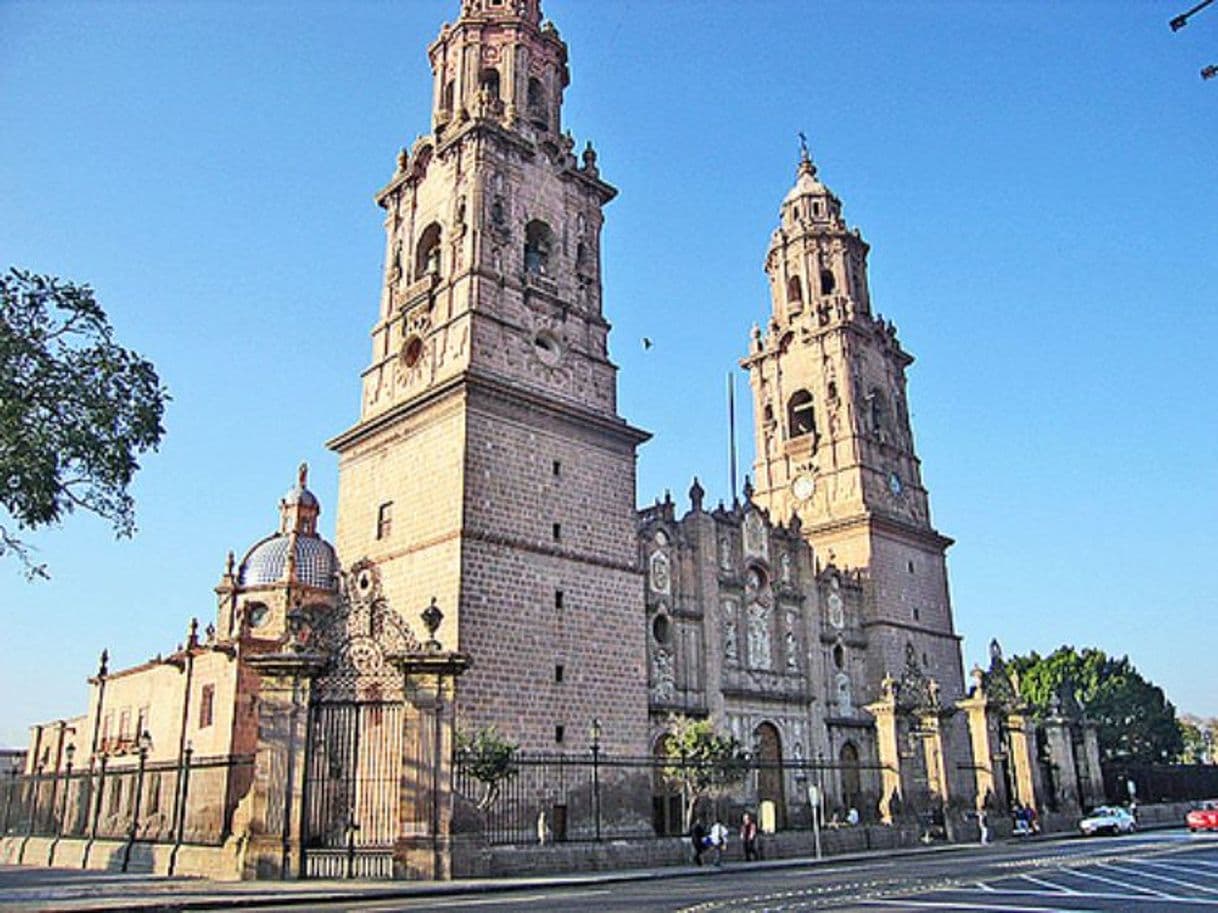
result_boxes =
[0,834,1061,913]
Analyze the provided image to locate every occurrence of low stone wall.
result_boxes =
[0,834,242,879]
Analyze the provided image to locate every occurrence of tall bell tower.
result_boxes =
[742,147,965,698]
[329,0,650,755]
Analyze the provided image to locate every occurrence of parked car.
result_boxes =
[1186,800,1218,832]
[1079,806,1137,836]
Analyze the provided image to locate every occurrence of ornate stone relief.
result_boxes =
[742,512,768,562]
[649,550,671,595]
[784,610,800,673]
[746,602,772,671]
[722,599,739,665]
[650,648,675,704]
[836,672,854,716]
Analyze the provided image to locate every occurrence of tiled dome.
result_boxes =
[239,533,338,590]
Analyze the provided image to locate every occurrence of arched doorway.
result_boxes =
[651,735,684,836]
[839,742,862,814]
[755,722,785,829]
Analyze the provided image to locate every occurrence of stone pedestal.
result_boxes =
[865,688,902,824]
[391,649,470,880]
[241,653,324,880]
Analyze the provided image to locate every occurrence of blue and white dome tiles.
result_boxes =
[237,463,339,591]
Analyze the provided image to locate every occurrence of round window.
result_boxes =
[534,331,562,366]
[402,335,424,369]
[652,614,671,646]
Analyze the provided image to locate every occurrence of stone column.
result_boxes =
[865,680,902,824]
[1004,712,1039,810]
[1078,721,1105,809]
[1041,715,1080,815]
[957,691,994,811]
[918,709,957,841]
[390,604,471,881]
[241,653,325,880]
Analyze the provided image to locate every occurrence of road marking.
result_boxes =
[1019,873,1076,893]
[358,889,612,910]
[1088,863,1174,898]
[955,887,1218,907]
[860,899,1100,912]
[1112,860,1218,895]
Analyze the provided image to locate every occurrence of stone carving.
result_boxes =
[649,550,671,595]
[742,511,768,561]
[650,648,675,703]
[836,672,854,716]
[780,551,792,584]
[746,602,772,670]
[784,626,799,673]
[827,592,845,629]
[718,535,733,571]
[722,600,739,664]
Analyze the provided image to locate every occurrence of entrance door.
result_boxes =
[755,722,785,829]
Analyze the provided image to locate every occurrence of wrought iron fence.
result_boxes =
[453,751,885,845]
[1103,762,1218,805]
[0,753,254,863]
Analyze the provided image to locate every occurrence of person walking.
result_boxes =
[690,819,707,866]
[977,808,990,846]
[709,819,729,867]
[741,811,759,861]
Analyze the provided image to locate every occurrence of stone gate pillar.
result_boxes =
[957,683,994,812]
[391,600,471,880]
[1004,712,1039,810]
[1041,714,1080,815]
[1078,721,1105,809]
[865,676,902,824]
[242,652,325,880]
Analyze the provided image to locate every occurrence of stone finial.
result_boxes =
[582,141,599,177]
[187,617,200,649]
[421,597,444,652]
[98,649,109,678]
[742,475,755,499]
[396,148,408,173]
[689,477,705,513]
[971,663,986,696]
[225,550,235,577]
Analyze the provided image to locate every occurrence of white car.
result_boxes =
[1079,806,1137,836]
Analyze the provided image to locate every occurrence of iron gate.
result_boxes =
[302,700,404,878]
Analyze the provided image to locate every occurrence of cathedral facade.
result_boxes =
[5,0,1106,882]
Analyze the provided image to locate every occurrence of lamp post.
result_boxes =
[122,731,152,873]
[590,718,602,842]
[58,744,75,836]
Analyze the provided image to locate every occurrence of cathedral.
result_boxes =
[5,0,1105,882]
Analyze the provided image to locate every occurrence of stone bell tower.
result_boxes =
[742,147,965,700]
[329,0,650,755]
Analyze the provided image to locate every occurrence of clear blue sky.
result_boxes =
[2,1,1215,747]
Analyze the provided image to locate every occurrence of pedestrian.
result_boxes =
[709,818,729,867]
[691,819,706,866]
[741,811,759,861]
[977,808,990,846]
[846,806,860,827]
[537,808,550,846]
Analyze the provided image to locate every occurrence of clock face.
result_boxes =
[792,474,815,502]
[888,471,903,496]
[247,603,269,629]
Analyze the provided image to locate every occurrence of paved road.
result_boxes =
[244,832,1218,913]
[2,832,1215,912]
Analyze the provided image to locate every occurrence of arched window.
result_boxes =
[415,222,442,280]
[786,276,803,304]
[754,722,786,828]
[527,77,547,128]
[524,219,553,275]
[478,67,500,100]
[820,268,836,295]
[575,241,588,272]
[787,390,816,439]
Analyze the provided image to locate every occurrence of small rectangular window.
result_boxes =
[136,705,149,740]
[552,460,561,477]
[118,709,131,740]
[552,522,561,541]
[555,725,565,744]
[377,502,394,540]
[555,664,564,683]
[555,589,564,609]
[199,684,215,729]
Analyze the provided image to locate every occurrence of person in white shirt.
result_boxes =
[709,820,729,866]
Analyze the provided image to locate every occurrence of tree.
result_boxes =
[1,268,167,578]
[1178,714,1217,764]
[1007,646,1183,764]
[455,726,518,811]
[657,714,750,829]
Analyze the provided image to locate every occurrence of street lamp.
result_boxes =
[1171,0,1215,30]
[590,719,602,842]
